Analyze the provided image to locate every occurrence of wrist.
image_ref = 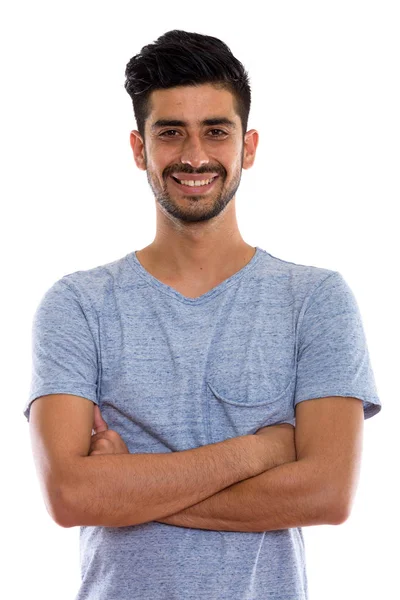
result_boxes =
[250,433,282,471]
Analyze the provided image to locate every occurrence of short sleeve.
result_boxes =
[23,278,99,422]
[294,271,381,419]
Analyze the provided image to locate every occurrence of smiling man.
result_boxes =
[143,98,245,223]
[130,79,257,295]
[24,30,381,600]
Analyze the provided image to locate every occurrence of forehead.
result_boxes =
[147,84,238,127]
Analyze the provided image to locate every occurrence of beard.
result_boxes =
[144,147,244,224]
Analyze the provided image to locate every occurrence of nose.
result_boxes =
[180,135,210,169]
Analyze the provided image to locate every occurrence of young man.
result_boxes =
[25,30,381,600]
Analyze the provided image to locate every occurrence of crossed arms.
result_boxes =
[29,394,364,532]
[155,396,364,532]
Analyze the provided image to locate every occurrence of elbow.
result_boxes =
[328,491,353,525]
[332,502,352,525]
[329,505,347,525]
[49,484,78,528]
[314,479,352,525]
[56,508,78,529]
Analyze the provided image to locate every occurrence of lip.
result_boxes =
[172,172,219,180]
[169,175,219,195]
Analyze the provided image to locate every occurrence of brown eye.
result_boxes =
[209,129,227,136]
[159,130,179,137]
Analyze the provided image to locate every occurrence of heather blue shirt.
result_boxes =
[24,246,381,600]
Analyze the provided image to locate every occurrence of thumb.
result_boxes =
[92,403,108,434]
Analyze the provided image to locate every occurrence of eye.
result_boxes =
[209,129,227,136]
[159,129,228,138]
[159,130,180,137]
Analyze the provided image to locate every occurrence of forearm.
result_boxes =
[61,435,266,528]
[157,458,338,532]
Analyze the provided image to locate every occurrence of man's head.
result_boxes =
[125,30,258,224]
[125,29,251,142]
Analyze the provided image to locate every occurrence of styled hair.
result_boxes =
[124,30,251,140]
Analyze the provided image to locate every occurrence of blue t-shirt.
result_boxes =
[24,246,381,600]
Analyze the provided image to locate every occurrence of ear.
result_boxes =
[130,130,146,171]
[242,129,259,170]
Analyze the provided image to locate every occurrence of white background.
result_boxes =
[2,1,399,599]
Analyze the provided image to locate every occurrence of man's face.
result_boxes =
[132,84,254,224]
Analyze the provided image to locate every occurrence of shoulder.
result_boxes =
[255,247,340,306]
[54,251,139,312]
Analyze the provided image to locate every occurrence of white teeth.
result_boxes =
[178,177,215,187]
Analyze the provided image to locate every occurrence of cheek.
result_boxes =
[224,159,241,180]
[151,154,176,178]
[220,146,242,171]
[146,156,167,179]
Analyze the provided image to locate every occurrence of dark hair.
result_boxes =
[124,30,251,140]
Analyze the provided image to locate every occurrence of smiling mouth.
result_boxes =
[169,175,220,194]
[171,175,218,185]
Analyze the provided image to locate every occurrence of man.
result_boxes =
[24,29,381,600]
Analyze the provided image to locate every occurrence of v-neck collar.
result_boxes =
[126,246,262,305]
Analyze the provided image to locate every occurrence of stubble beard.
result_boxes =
[143,147,244,224]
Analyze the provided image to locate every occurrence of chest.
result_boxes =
[97,292,297,452]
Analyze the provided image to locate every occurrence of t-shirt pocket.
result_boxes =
[205,369,296,444]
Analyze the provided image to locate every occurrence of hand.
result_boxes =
[89,404,130,456]
[255,423,296,468]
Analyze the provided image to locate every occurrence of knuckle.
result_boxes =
[92,439,109,450]
[107,429,119,439]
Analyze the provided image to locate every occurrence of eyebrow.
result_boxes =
[151,118,237,131]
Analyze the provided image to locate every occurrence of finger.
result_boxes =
[90,437,111,449]
[93,403,108,434]
[90,430,114,442]
[89,438,112,453]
